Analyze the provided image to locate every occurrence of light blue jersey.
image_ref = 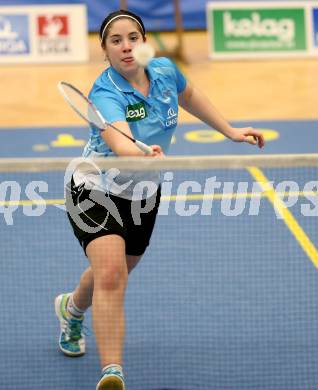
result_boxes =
[83,57,187,157]
[75,57,187,199]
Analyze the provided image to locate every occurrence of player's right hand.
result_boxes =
[147,144,164,158]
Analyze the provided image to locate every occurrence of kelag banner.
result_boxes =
[0,0,208,31]
[207,1,318,59]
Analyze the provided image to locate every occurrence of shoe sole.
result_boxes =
[54,294,85,357]
[96,375,125,390]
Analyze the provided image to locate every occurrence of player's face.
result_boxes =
[105,19,144,75]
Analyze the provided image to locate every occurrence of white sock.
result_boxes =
[67,294,85,318]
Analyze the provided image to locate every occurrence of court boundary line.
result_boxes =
[1,118,318,132]
[3,182,318,268]
[247,166,318,269]
[1,189,317,207]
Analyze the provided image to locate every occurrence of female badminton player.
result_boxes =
[54,9,265,390]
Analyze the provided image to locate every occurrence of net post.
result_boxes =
[173,0,186,62]
[119,0,187,63]
[153,0,186,63]
[120,0,127,9]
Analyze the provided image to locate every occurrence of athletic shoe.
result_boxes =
[54,293,85,356]
[96,365,125,390]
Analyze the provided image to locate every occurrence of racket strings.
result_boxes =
[60,83,105,129]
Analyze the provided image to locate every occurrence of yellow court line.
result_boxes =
[162,191,317,201]
[0,199,65,206]
[0,190,317,206]
[247,166,318,268]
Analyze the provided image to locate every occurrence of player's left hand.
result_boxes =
[229,127,265,148]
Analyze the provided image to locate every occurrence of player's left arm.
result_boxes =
[178,82,265,148]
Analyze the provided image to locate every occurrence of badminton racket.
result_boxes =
[57,81,153,154]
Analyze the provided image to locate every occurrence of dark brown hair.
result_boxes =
[99,10,146,48]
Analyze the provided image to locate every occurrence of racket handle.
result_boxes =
[135,140,153,154]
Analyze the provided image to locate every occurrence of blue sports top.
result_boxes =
[84,57,187,157]
[75,57,187,199]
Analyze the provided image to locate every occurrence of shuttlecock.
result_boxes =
[132,43,155,67]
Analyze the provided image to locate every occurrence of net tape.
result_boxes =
[0,154,318,172]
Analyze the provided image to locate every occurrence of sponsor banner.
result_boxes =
[0,4,88,64]
[0,15,30,55]
[207,1,318,60]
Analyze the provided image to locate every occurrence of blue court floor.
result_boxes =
[0,119,318,389]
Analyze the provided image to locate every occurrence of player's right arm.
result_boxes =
[101,121,163,157]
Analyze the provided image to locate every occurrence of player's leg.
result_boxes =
[86,234,127,390]
[71,254,142,308]
[55,254,142,359]
[126,254,143,274]
[71,254,141,310]
[72,267,94,310]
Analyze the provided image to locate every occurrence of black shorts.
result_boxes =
[65,180,161,256]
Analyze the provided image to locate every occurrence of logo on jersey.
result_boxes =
[165,107,177,127]
[126,102,147,122]
[161,89,172,103]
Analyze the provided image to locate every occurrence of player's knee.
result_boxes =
[96,265,127,292]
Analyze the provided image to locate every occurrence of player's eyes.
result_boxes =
[110,34,139,45]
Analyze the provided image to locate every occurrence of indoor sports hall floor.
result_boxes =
[1,32,318,390]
